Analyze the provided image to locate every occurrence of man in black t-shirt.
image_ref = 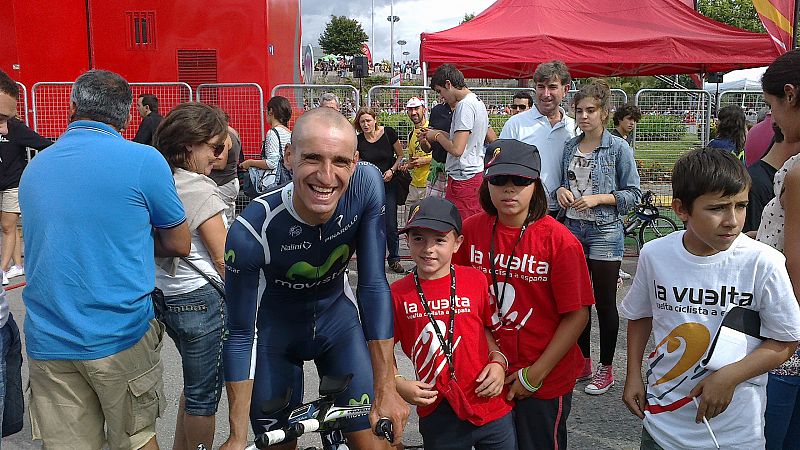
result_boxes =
[610,103,641,148]
[745,123,800,233]
[209,126,242,225]
[132,93,162,146]
[0,116,52,285]
[424,101,454,198]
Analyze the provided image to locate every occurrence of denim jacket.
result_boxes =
[554,130,641,225]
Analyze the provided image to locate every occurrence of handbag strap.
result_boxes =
[180,256,226,298]
[259,128,280,161]
[273,127,287,162]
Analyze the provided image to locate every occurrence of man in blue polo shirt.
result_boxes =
[19,70,190,450]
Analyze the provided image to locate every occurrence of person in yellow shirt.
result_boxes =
[402,97,432,206]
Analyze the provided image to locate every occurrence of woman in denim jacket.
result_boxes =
[554,78,641,396]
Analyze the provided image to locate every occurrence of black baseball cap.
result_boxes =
[399,197,462,235]
[484,139,541,180]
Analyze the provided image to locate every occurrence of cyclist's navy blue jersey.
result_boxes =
[223,162,393,383]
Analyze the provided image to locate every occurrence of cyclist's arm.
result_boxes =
[354,166,393,342]
[354,166,409,443]
[222,217,266,445]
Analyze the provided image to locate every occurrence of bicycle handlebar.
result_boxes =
[249,418,321,448]
[374,417,394,442]
[246,416,393,448]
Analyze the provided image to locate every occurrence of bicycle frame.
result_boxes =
[242,374,393,450]
[623,190,679,254]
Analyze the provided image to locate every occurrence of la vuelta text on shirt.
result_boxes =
[403,296,473,320]
[653,280,753,314]
[469,245,550,282]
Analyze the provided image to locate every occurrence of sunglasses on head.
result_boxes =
[488,175,535,186]
[207,142,226,157]
[510,104,529,110]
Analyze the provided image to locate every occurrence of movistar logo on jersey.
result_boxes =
[224,250,235,263]
[285,244,350,280]
[348,393,371,406]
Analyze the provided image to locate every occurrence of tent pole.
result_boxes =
[794,0,800,49]
[422,62,429,107]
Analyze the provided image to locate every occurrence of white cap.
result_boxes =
[405,97,426,108]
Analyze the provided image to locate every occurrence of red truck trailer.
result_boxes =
[1,0,301,155]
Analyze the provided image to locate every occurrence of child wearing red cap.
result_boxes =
[392,196,516,449]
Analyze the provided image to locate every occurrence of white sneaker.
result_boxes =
[5,265,23,279]
[619,269,632,280]
[2,272,7,286]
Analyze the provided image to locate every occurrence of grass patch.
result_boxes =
[635,134,701,166]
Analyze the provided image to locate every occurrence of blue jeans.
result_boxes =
[0,313,23,445]
[765,373,800,450]
[156,284,226,416]
[565,218,624,261]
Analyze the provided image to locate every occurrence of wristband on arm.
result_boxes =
[517,367,542,393]
[488,350,508,370]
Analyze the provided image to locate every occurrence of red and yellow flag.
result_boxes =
[752,0,796,52]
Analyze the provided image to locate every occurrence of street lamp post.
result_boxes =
[387,0,399,77]
[397,40,407,63]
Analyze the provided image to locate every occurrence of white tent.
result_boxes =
[703,78,762,92]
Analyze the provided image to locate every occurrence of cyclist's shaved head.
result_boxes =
[292,107,356,153]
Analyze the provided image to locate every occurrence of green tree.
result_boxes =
[318,16,369,57]
[460,13,476,24]
[697,0,765,32]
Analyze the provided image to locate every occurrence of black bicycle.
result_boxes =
[245,374,393,450]
[623,190,680,254]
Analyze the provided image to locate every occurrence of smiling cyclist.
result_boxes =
[220,107,409,450]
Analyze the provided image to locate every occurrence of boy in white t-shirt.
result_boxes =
[421,64,489,220]
[621,147,800,449]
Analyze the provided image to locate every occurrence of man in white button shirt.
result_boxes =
[500,61,576,217]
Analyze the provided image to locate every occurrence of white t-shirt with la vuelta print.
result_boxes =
[620,232,800,450]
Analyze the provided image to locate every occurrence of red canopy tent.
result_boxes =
[419,0,781,79]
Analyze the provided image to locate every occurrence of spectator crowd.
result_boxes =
[0,49,799,450]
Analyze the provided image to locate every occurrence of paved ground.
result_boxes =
[4,255,646,450]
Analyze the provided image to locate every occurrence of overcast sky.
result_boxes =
[298,0,765,82]
[300,0,496,63]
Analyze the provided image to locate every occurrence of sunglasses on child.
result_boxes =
[488,175,535,186]
[207,142,226,157]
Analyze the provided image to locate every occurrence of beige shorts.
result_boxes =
[29,319,166,450]
[0,188,20,214]
[404,185,427,208]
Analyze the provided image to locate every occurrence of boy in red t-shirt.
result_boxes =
[392,197,516,449]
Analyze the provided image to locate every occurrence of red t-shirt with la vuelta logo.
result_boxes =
[391,265,513,425]
[454,213,595,399]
